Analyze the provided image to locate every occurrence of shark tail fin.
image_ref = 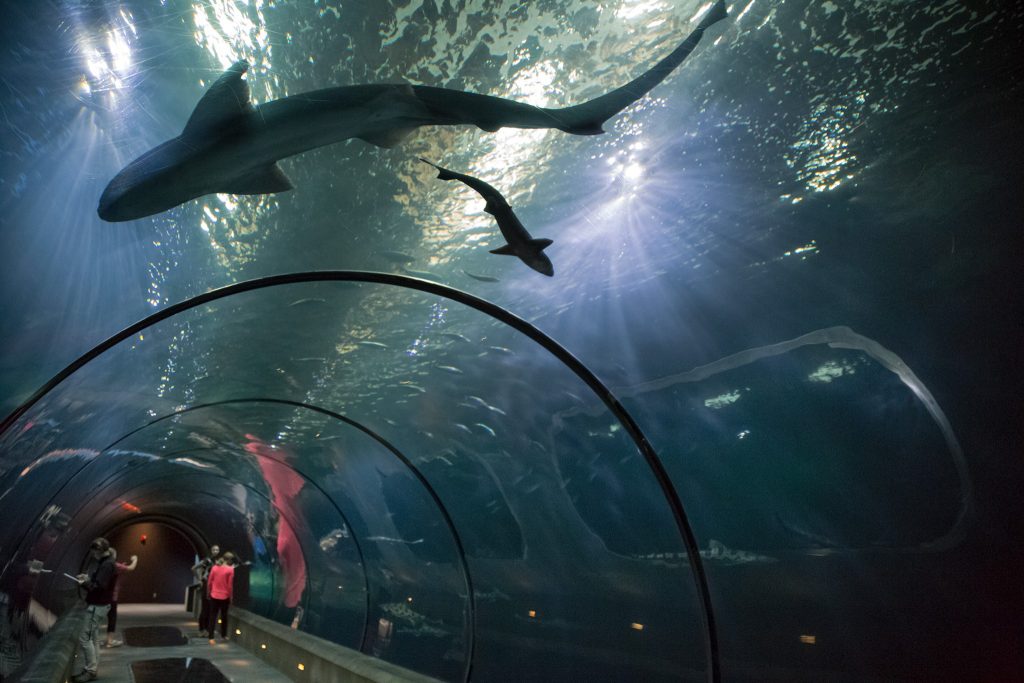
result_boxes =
[528,238,553,251]
[546,0,727,136]
[489,244,516,256]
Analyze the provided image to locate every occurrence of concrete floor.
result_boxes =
[71,603,290,682]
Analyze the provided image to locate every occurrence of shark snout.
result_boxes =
[97,182,132,222]
[97,188,118,222]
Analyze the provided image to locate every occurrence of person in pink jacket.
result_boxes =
[205,552,235,643]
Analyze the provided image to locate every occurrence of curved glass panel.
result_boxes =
[0,280,708,681]
[619,328,975,678]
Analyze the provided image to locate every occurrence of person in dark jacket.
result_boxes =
[71,537,116,682]
[191,544,220,631]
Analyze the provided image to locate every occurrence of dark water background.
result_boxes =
[1,1,1021,680]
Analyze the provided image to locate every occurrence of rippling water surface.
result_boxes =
[0,1,1021,680]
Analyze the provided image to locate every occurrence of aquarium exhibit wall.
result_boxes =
[0,1,1021,681]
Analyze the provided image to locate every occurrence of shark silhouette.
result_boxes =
[420,158,553,276]
[98,0,727,222]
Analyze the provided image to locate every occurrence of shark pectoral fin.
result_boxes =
[528,238,553,251]
[483,198,505,215]
[357,84,431,148]
[489,244,516,256]
[221,163,294,195]
[357,127,417,149]
[183,60,255,138]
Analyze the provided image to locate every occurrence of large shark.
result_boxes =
[98,0,727,222]
[420,158,554,276]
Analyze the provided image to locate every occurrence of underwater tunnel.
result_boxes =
[1,273,719,681]
[0,273,1001,681]
[1,0,1022,681]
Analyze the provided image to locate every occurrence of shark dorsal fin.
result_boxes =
[182,60,255,139]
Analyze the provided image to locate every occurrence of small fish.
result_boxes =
[375,250,416,264]
[401,267,442,281]
[464,270,500,283]
[288,297,327,307]
[356,340,389,349]
[563,391,585,405]
[473,423,496,437]
[440,332,472,343]
[436,365,463,374]
[366,536,424,545]
[453,423,473,435]
[487,346,514,356]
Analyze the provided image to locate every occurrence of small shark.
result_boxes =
[420,158,553,275]
[98,0,727,222]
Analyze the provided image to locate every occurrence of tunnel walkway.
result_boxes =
[74,603,289,683]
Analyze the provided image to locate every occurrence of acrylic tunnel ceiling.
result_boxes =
[1,1,1022,682]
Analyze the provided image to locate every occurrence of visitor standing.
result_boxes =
[206,552,235,643]
[191,544,220,630]
[104,550,138,648]
[71,538,116,683]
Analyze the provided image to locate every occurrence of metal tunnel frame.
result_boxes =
[0,270,721,683]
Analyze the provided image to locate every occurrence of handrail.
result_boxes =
[8,605,88,683]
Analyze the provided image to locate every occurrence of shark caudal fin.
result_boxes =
[490,238,555,276]
[548,0,727,135]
